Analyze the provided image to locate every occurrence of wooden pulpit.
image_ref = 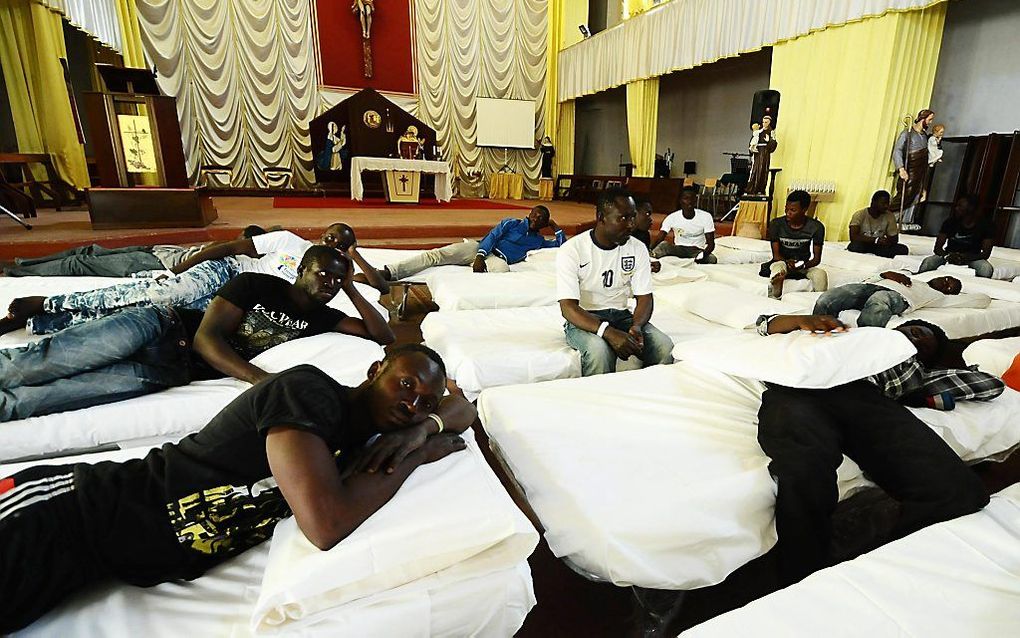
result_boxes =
[82,65,215,228]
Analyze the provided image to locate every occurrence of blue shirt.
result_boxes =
[476,218,566,264]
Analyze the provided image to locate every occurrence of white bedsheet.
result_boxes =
[682,483,1020,637]
[964,337,1020,377]
[691,263,870,296]
[424,257,706,312]
[0,334,385,462]
[8,437,538,638]
[477,364,1020,589]
[421,305,733,400]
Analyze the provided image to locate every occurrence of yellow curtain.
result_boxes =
[769,4,946,240]
[545,0,586,171]
[626,77,658,177]
[0,0,89,188]
[556,99,575,175]
[622,0,654,20]
[115,0,145,68]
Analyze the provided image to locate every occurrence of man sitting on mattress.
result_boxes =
[557,188,674,376]
[0,223,390,336]
[812,271,964,326]
[0,344,474,633]
[633,198,662,273]
[754,313,1002,586]
[761,190,828,299]
[360,205,565,281]
[0,246,395,422]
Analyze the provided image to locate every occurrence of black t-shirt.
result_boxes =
[940,216,994,255]
[767,217,825,261]
[184,273,347,379]
[631,228,651,248]
[73,365,363,585]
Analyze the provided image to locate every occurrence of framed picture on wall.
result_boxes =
[592,180,603,189]
[606,180,622,189]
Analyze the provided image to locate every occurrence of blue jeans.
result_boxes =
[28,258,240,335]
[564,308,674,377]
[813,283,909,327]
[0,307,191,422]
[918,255,994,278]
[5,244,163,278]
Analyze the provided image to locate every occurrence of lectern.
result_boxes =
[82,65,215,228]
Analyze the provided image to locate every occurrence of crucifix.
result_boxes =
[352,0,375,78]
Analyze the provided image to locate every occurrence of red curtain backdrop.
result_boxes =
[315,0,416,94]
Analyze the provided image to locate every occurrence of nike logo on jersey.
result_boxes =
[579,262,590,268]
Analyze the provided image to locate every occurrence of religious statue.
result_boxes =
[315,121,347,172]
[746,114,777,195]
[352,0,375,78]
[663,147,675,173]
[539,136,556,178]
[352,0,374,39]
[398,125,426,160]
[889,108,935,226]
[928,122,945,167]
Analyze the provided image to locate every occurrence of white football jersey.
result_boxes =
[556,231,653,311]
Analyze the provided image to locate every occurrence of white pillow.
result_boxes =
[652,256,707,285]
[250,430,538,633]
[914,271,1020,303]
[655,281,805,329]
[673,327,917,389]
[715,235,773,254]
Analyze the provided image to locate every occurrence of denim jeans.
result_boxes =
[28,257,240,335]
[813,283,908,327]
[564,308,674,377]
[0,306,191,422]
[6,244,164,278]
[387,240,509,279]
[918,255,994,279]
[650,243,718,264]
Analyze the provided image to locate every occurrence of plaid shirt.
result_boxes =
[755,314,1005,403]
[869,357,1005,403]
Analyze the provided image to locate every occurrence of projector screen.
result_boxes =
[475,98,536,149]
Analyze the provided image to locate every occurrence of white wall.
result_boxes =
[656,50,772,178]
[931,0,1020,136]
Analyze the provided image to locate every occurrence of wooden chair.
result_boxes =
[699,177,719,215]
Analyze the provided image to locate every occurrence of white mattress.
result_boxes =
[477,364,1020,589]
[884,300,1020,339]
[0,277,388,461]
[422,256,706,312]
[691,263,871,296]
[357,246,558,288]
[964,337,1020,377]
[682,483,1020,637]
[0,334,386,462]
[8,436,538,638]
[421,304,734,400]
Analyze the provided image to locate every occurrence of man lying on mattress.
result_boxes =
[0,224,268,278]
[812,272,968,327]
[0,344,474,633]
[0,246,394,422]
[754,313,1003,587]
[358,205,566,282]
[0,222,390,337]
